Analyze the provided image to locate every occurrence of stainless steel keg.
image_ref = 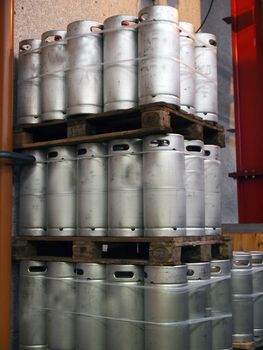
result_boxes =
[46,262,75,350]
[108,139,143,236]
[138,5,180,106]
[143,134,186,236]
[19,150,47,236]
[211,260,232,350]
[251,251,263,337]
[144,266,189,350]
[19,261,47,349]
[66,20,103,116]
[104,15,138,112]
[47,146,76,236]
[75,263,106,350]
[184,140,205,236]
[106,265,144,350]
[77,143,107,236]
[17,39,41,125]
[187,262,212,350]
[179,22,195,114]
[195,33,218,122]
[204,145,222,235]
[232,252,254,342]
[40,30,67,121]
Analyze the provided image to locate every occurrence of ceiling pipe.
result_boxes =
[0,0,14,348]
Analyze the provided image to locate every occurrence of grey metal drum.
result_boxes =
[17,39,41,125]
[40,30,67,121]
[19,261,47,349]
[204,145,222,235]
[231,252,253,342]
[195,33,218,122]
[108,139,143,236]
[77,143,107,236]
[106,265,144,350]
[75,263,106,350]
[251,251,263,337]
[46,262,75,350]
[47,146,76,236]
[187,262,212,350]
[19,150,47,236]
[143,134,186,236]
[211,260,232,350]
[185,140,205,236]
[104,15,138,111]
[66,20,103,115]
[144,266,189,350]
[138,5,180,106]
[179,22,195,114]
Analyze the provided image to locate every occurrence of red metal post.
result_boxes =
[0,0,14,348]
[231,0,263,222]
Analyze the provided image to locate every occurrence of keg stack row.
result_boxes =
[19,135,222,237]
[17,5,218,126]
[20,260,232,350]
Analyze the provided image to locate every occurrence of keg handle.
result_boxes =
[204,150,211,156]
[209,39,217,47]
[112,144,130,151]
[187,269,195,276]
[233,259,250,267]
[252,259,263,265]
[75,268,84,275]
[90,25,104,33]
[139,12,149,21]
[186,145,202,153]
[77,148,87,156]
[47,151,58,158]
[19,43,32,52]
[121,19,139,28]
[28,265,47,273]
[149,139,170,147]
[211,266,221,274]
[44,35,63,43]
[114,271,134,279]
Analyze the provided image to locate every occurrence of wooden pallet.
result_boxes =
[233,336,263,350]
[13,235,232,265]
[14,103,225,149]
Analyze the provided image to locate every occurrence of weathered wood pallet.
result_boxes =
[13,235,232,265]
[14,103,225,149]
[233,336,263,350]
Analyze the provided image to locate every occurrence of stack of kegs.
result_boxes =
[19,134,222,238]
[17,5,218,126]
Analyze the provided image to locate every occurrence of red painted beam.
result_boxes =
[231,0,263,222]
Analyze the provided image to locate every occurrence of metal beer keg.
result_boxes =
[17,39,41,125]
[46,262,75,350]
[143,134,186,236]
[144,265,189,350]
[75,263,106,350]
[232,252,254,342]
[211,260,232,350]
[195,33,218,122]
[251,251,263,337]
[138,5,180,106]
[19,150,47,236]
[108,139,143,236]
[106,265,144,350]
[104,15,138,111]
[40,30,67,121]
[19,261,47,350]
[184,140,205,236]
[204,145,222,235]
[77,143,107,236]
[66,20,103,115]
[179,22,195,114]
[187,262,212,350]
[47,146,76,236]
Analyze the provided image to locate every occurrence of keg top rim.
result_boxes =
[104,15,138,29]
[138,5,178,23]
[19,38,41,51]
[67,20,103,35]
[41,30,67,43]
